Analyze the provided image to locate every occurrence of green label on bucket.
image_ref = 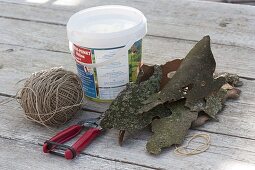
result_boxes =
[129,39,142,82]
[73,39,142,101]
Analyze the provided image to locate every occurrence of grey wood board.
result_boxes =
[0,138,153,170]
[0,42,254,100]
[0,41,255,138]
[0,96,255,170]
[0,0,254,169]
[0,73,254,139]
[0,0,255,49]
[0,19,255,79]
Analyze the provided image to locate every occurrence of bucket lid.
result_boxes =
[67,5,147,48]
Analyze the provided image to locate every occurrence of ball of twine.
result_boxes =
[18,67,84,127]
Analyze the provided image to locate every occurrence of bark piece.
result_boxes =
[214,72,243,87]
[191,82,242,127]
[140,36,225,113]
[202,80,242,119]
[203,88,227,119]
[100,65,171,132]
[146,99,198,154]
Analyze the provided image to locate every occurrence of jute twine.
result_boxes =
[18,67,84,127]
[174,133,210,156]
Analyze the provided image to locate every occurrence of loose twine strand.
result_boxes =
[16,67,84,129]
[174,133,210,156]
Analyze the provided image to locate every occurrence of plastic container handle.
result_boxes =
[71,37,138,68]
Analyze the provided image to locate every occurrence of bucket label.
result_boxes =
[76,63,97,98]
[94,49,129,100]
[73,44,92,63]
[73,39,142,101]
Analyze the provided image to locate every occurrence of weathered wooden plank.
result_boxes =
[0,18,255,79]
[0,17,67,52]
[144,36,255,79]
[0,138,152,170]
[0,42,254,95]
[0,1,254,169]
[0,42,255,138]
[1,70,254,140]
[0,44,109,112]
[0,0,255,48]
[0,41,254,100]
[196,103,255,138]
[0,96,255,170]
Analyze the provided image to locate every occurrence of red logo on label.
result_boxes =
[73,44,92,64]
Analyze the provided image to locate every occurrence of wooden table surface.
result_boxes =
[0,0,255,169]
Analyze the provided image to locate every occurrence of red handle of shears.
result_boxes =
[43,124,83,153]
[43,125,101,159]
[65,128,101,159]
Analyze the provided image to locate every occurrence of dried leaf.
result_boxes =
[226,88,241,99]
[160,59,183,90]
[118,130,125,146]
[222,83,234,90]
[137,59,182,89]
[191,114,210,128]
[100,65,172,132]
[140,36,226,113]
[136,64,154,83]
[146,99,198,154]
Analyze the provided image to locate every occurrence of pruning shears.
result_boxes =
[43,117,102,160]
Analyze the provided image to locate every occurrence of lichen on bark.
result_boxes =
[146,99,198,154]
[100,65,172,132]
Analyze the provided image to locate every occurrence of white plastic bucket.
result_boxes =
[67,5,147,102]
